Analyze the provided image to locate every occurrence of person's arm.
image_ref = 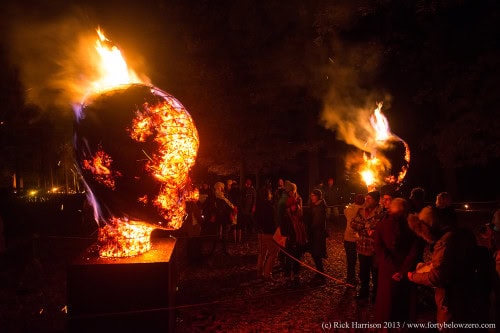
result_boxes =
[408,234,451,287]
[350,209,365,232]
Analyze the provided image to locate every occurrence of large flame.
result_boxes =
[92,28,142,91]
[76,29,198,257]
[359,102,410,190]
[370,102,390,141]
[98,218,154,258]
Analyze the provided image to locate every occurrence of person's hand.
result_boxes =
[392,272,402,281]
[407,271,414,281]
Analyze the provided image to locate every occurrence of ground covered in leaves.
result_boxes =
[0,196,491,332]
[174,220,435,333]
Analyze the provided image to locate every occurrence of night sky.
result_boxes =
[0,0,499,202]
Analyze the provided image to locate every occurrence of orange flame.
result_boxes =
[370,102,390,141]
[98,219,154,258]
[92,28,142,92]
[82,146,121,190]
[79,28,198,257]
[128,97,199,229]
[359,102,410,190]
[360,152,384,191]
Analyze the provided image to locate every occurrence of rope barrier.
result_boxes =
[26,231,357,319]
[33,234,355,288]
[273,240,355,288]
[68,283,325,320]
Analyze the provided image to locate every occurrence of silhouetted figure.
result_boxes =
[374,198,420,322]
[255,186,278,279]
[305,189,328,285]
[408,187,425,214]
[408,206,477,331]
[279,181,306,288]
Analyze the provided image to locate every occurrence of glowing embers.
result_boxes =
[74,84,199,239]
[127,95,199,230]
[98,219,154,258]
[73,28,199,258]
[82,145,121,189]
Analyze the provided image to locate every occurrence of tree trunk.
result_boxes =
[308,147,319,195]
[239,157,246,187]
[443,166,458,201]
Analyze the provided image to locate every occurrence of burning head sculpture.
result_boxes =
[74,29,199,257]
[359,102,410,191]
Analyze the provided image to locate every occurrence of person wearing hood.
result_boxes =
[306,189,328,285]
[489,206,500,328]
[407,205,477,329]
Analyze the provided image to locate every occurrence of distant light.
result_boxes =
[464,204,469,210]
[29,190,38,196]
[52,187,59,193]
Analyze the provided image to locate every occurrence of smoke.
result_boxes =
[320,38,392,151]
[4,4,149,111]
[319,36,394,181]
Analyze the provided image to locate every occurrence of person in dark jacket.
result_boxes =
[407,206,477,330]
[255,186,278,279]
[207,182,236,256]
[374,198,420,323]
[306,189,328,285]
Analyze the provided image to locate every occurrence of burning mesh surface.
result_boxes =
[75,84,199,234]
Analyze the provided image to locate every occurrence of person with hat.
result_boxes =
[351,190,384,301]
[305,188,328,285]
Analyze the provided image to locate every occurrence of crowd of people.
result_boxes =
[180,178,500,331]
